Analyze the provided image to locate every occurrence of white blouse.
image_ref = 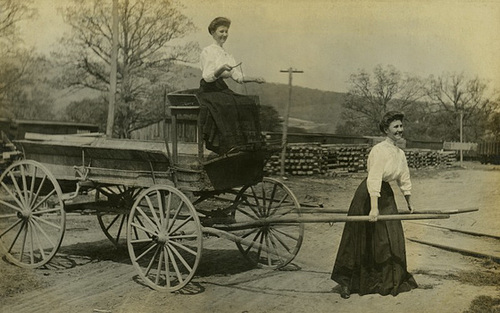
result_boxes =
[366,138,412,197]
[200,43,243,83]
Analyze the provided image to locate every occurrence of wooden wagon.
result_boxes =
[0,90,458,292]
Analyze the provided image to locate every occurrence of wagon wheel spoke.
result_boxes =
[29,174,47,208]
[155,248,164,285]
[269,193,290,217]
[166,246,184,286]
[167,201,185,233]
[168,243,193,272]
[267,230,286,263]
[136,243,157,264]
[266,183,278,216]
[0,198,23,214]
[29,219,47,261]
[0,160,65,268]
[7,221,26,254]
[0,218,23,238]
[1,181,26,211]
[234,177,304,269]
[234,205,259,220]
[146,194,162,229]
[255,230,265,263]
[168,239,199,256]
[8,171,28,208]
[96,185,141,247]
[27,166,38,207]
[243,229,263,255]
[143,245,161,276]
[239,197,261,218]
[164,247,171,289]
[269,229,294,255]
[127,185,202,292]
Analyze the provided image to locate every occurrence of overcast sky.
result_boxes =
[20,0,500,93]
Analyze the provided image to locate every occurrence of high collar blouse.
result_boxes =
[366,137,412,197]
[200,42,244,83]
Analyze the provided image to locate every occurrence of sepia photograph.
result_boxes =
[1,0,499,312]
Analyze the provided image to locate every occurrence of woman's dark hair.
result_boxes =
[379,111,405,133]
[208,17,231,35]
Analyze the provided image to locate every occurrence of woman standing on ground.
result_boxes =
[197,17,265,154]
[331,111,418,299]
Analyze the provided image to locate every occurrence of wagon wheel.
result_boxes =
[127,185,202,291]
[95,185,141,247]
[0,160,65,268]
[234,177,304,269]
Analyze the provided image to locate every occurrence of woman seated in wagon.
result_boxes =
[197,16,266,155]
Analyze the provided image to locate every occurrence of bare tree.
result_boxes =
[339,64,425,135]
[0,0,51,120]
[485,109,500,140]
[66,96,108,131]
[56,0,199,137]
[0,51,56,120]
[0,0,35,45]
[425,72,498,141]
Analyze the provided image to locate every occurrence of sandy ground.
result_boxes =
[1,161,499,313]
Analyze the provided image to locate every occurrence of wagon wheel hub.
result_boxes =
[154,233,168,245]
[17,210,32,219]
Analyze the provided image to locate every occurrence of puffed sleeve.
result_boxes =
[200,48,217,83]
[230,65,244,83]
[396,150,412,195]
[366,145,386,197]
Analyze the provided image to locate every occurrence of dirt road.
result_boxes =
[1,162,499,313]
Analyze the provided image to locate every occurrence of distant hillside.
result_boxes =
[247,83,345,133]
[181,65,346,133]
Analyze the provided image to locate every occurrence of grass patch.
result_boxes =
[453,270,500,286]
[414,268,500,287]
[0,261,45,299]
[463,295,500,313]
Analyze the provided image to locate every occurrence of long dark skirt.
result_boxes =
[197,79,262,154]
[331,179,418,296]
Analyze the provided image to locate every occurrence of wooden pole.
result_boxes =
[279,68,303,177]
[209,214,450,231]
[408,221,500,240]
[106,0,119,138]
[278,208,478,215]
[407,237,500,262]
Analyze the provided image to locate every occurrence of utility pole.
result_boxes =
[279,67,303,177]
[106,0,119,138]
[459,110,464,167]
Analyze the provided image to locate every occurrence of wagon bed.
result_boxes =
[14,132,265,193]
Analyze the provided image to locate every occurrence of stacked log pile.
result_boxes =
[322,144,370,174]
[405,149,457,168]
[264,143,458,176]
[264,143,327,176]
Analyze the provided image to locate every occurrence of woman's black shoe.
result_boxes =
[340,285,350,299]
